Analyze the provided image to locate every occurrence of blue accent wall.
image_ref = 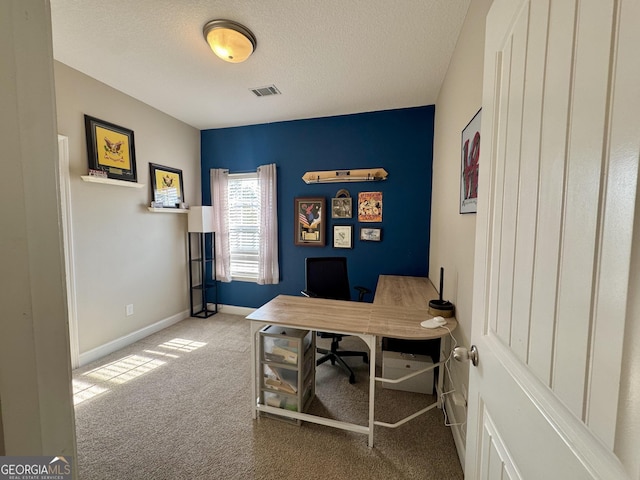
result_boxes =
[201,106,434,308]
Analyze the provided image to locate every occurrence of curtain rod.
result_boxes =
[216,164,277,175]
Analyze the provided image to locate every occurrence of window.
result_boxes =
[227,173,260,281]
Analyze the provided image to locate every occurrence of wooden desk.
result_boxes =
[374,274,436,308]
[246,275,456,447]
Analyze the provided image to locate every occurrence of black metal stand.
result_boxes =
[188,232,217,318]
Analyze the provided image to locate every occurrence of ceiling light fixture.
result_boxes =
[203,19,256,64]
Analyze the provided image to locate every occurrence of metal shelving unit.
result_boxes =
[188,232,217,318]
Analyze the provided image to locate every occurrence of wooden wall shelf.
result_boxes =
[147,208,189,214]
[81,175,144,188]
[302,168,388,184]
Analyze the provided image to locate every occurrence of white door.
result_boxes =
[465,1,640,478]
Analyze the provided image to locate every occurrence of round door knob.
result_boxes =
[453,345,479,366]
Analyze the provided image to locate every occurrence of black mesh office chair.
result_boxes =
[301,257,370,384]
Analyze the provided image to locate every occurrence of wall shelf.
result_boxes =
[147,208,189,214]
[81,175,145,188]
[302,168,388,184]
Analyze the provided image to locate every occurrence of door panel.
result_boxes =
[509,0,547,368]
[527,0,571,386]
[552,0,616,420]
[480,406,521,480]
[466,0,638,477]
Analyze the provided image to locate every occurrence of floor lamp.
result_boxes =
[187,207,217,318]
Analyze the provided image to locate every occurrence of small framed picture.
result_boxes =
[149,163,184,208]
[84,115,137,182]
[360,227,382,242]
[331,197,352,219]
[295,197,325,246]
[333,225,353,249]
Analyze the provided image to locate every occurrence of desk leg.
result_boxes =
[250,321,261,420]
[369,337,376,447]
[437,336,447,409]
[361,334,376,448]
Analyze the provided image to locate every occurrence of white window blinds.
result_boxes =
[227,173,260,280]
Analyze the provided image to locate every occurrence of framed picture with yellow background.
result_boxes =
[84,115,137,182]
[149,163,184,208]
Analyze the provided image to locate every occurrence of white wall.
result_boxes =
[54,62,201,355]
[0,0,76,461]
[429,0,493,463]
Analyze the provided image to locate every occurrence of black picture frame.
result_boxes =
[294,197,325,246]
[84,115,137,182]
[360,227,382,242]
[149,163,185,208]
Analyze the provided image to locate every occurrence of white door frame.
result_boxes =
[58,134,79,369]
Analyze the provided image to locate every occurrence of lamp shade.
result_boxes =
[188,206,214,233]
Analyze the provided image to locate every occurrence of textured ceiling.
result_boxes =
[50,0,470,130]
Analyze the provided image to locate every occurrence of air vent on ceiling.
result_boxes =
[250,85,281,97]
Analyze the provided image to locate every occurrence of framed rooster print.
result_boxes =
[294,197,325,246]
[149,163,184,208]
[84,115,137,182]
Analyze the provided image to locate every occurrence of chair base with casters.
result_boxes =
[316,334,369,384]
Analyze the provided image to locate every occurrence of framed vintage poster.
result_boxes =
[360,227,382,242]
[84,115,137,182]
[294,197,325,246]
[333,225,353,249]
[460,108,481,214]
[358,191,383,222]
[149,163,184,208]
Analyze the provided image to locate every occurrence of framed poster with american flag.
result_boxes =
[294,197,325,246]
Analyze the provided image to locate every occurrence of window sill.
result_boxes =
[231,276,258,283]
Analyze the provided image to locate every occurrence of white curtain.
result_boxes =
[257,163,280,284]
[210,168,232,282]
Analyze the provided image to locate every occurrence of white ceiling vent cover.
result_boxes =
[250,85,281,97]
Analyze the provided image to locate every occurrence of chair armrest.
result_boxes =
[354,286,371,302]
[301,289,318,298]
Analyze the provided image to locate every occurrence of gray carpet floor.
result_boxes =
[72,312,463,479]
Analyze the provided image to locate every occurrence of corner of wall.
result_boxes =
[429,0,494,469]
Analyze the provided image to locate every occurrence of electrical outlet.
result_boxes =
[126,304,134,316]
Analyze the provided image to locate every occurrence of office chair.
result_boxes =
[301,257,370,384]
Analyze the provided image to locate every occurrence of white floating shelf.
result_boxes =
[147,208,189,214]
[81,175,145,188]
[302,168,388,184]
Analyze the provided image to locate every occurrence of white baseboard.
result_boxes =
[78,305,257,367]
[444,394,466,471]
[212,303,256,316]
[78,309,189,367]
